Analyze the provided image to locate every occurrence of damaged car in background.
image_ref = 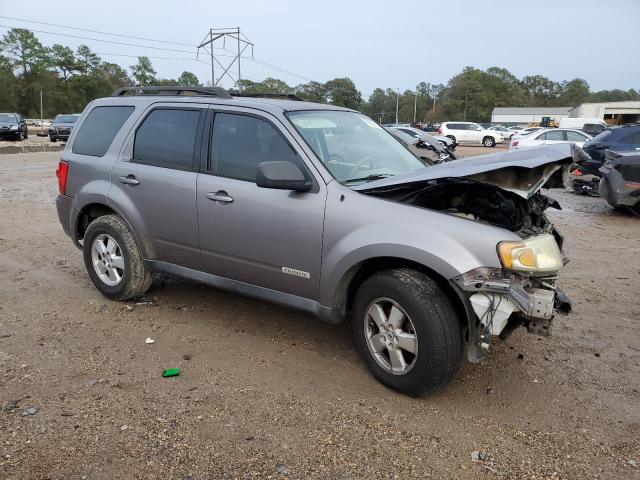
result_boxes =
[386,127,457,163]
[598,150,640,214]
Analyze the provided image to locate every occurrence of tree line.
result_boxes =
[1,28,638,121]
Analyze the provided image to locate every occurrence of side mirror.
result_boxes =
[256,161,312,192]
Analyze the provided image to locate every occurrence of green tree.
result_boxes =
[558,78,590,106]
[177,71,200,86]
[0,28,50,76]
[130,56,157,86]
[295,81,326,103]
[50,44,77,82]
[324,77,362,110]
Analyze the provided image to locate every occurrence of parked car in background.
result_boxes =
[582,124,640,166]
[387,127,456,163]
[479,123,493,129]
[49,114,81,142]
[511,126,546,137]
[438,122,503,147]
[510,128,591,149]
[598,150,640,213]
[0,113,28,141]
[489,126,514,139]
[395,126,456,150]
[582,123,608,137]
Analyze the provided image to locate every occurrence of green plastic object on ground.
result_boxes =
[162,367,180,377]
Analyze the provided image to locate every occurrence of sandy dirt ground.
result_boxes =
[0,150,639,480]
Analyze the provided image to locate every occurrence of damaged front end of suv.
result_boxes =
[356,144,579,362]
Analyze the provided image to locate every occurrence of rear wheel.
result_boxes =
[50,136,56,143]
[352,269,462,396]
[446,135,456,146]
[83,215,152,301]
[483,136,496,147]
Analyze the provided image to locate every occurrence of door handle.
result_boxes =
[206,191,233,203]
[119,175,140,186]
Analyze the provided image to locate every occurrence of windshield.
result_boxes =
[288,111,427,184]
[55,115,79,124]
[0,114,18,124]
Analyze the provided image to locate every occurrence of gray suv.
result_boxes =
[56,86,574,395]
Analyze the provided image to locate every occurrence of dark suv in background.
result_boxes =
[0,113,28,141]
[49,114,81,142]
[581,124,640,176]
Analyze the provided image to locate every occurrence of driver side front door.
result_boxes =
[196,108,327,300]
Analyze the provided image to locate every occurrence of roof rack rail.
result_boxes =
[231,92,304,101]
[112,86,232,99]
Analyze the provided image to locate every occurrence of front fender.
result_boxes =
[319,182,517,308]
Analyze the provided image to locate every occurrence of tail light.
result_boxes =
[512,140,519,148]
[56,160,69,194]
[573,168,583,176]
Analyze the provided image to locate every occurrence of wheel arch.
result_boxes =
[73,201,154,259]
[329,256,469,340]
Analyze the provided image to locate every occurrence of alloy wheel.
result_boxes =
[364,298,418,375]
[91,233,125,286]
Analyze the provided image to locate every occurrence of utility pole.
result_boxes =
[197,27,254,91]
[40,90,43,122]
[413,88,418,124]
[395,88,399,125]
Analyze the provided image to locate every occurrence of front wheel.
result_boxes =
[446,135,456,147]
[83,215,152,301]
[483,136,496,147]
[352,269,462,396]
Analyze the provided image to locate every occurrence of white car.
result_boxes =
[488,126,514,139]
[510,128,592,149]
[511,126,545,137]
[438,122,503,147]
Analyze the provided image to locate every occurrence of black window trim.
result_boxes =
[203,108,319,192]
[130,105,206,172]
[71,105,135,157]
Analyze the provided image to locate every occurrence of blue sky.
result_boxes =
[3,0,639,95]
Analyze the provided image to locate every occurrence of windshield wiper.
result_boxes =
[344,174,394,184]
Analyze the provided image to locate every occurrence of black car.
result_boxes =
[581,124,640,176]
[0,113,28,141]
[49,114,81,142]
[598,150,640,213]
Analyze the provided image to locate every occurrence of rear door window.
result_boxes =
[566,131,589,142]
[72,106,134,157]
[542,130,565,141]
[133,108,201,170]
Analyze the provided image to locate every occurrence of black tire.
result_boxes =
[50,137,56,143]
[352,268,462,396]
[446,135,456,146]
[15,132,22,142]
[483,136,496,147]
[83,214,152,301]
[24,130,28,140]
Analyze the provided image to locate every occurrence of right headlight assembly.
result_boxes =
[497,233,563,274]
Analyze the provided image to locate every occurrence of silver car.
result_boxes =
[510,128,592,149]
[56,86,574,395]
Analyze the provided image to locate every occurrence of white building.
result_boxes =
[491,107,572,126]
[568,101,640,124]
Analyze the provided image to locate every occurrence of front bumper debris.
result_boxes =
[452,267,572,362]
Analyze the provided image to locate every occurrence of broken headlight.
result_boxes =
[497,234,563,274]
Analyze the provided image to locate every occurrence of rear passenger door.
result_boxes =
[196,107,326,300]
[109,103,206,269]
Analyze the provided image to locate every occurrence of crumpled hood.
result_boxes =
[355,143,583,198]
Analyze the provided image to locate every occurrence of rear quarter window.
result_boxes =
[72,106,135,157]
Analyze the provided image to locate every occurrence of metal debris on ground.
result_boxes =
[21,405,39,416]
[145,337,155,344]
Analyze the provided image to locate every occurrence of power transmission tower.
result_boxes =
[197,27,254,90]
